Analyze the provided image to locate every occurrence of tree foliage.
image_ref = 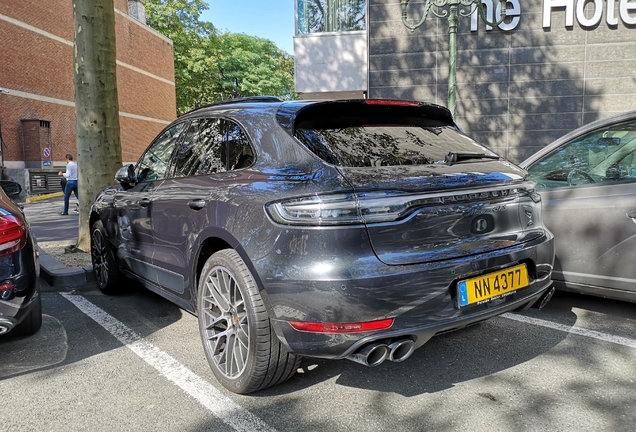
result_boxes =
[144,0,296,115]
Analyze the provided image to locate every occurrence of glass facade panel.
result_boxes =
[297,0,366,34]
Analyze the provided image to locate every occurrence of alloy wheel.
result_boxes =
[200,266,250,379]
[91,229,109,288]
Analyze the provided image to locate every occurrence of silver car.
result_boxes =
[521,111,636,303]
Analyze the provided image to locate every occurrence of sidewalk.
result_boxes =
[20,194,95,291]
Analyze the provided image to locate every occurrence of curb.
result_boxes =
[38,247,96,292]
[26,192,64,203]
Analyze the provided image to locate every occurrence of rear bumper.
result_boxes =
[258,231,554,359]
[0,288,40,335]
[0,236,40,335]
[340,282,551,360]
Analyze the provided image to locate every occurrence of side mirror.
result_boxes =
[0,181,22,197]
[115,164,136,189]
[545,169,569,181]
[606,163,621,180]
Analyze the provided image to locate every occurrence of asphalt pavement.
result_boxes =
[20,194,95,290]
[8,198,636,431]
[22,195,79,242]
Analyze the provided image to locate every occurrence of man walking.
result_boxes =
[58,154,78,215]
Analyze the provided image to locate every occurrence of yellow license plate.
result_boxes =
[458,264,529,307]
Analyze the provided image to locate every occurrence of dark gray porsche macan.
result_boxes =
[90,97,555,393]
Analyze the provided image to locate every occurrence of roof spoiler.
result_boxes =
[275,99,455,135]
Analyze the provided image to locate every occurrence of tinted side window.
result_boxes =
[527,119,636,189]
[136,123,186,182]
[225,120,254,170]
[173,118,225,177]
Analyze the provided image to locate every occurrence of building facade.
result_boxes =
[294,0,636,162]
[295,0,368,99]
[0,0,176,193]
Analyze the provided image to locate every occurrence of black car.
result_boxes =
[90,98,555,393]
[0,181,41,337]
[521,110,636,303]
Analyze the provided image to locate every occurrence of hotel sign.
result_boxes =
[470,0,521,31]
[470,0,636,31]
[543,0,636,27]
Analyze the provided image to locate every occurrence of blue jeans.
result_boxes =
[63,180,78,213]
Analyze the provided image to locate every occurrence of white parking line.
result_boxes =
[502,313,636,349]
[61,293,277,432]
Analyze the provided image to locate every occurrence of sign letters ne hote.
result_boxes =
[471,0,636,32]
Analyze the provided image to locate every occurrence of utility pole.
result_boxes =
[400,0,509,120]
[72,0,123,250]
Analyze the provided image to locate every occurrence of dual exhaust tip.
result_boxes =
[347,338,416,367]
[531,286,555,310]
[0,318,14,335]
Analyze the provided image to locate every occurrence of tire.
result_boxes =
[197,249,301,394]
[12,291,42,337]
[91,220,122,294]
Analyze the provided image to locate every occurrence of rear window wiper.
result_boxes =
[443,152,500,166]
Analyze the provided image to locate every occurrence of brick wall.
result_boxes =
[368,0,636,162]
[0,0,175,178]
[115,10,175,83]
[0,96,76,165]
[0,0,74,41]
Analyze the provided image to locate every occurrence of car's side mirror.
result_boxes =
[545,169,569,181]
[115,164,136,190]
[606,163,621,180]
[0,181,22,197]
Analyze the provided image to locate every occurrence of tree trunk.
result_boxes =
[73,0,122,251]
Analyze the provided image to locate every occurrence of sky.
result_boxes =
[201,0,295,54]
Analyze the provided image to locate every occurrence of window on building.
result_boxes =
[297,0,366,34]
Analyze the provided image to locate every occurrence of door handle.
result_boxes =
[188,199,206,210]
[627,209,636,219]
[139,198,151,207]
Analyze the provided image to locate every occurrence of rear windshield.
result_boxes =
[294,122,497,167]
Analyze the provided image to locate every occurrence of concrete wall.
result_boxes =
[368,0,636,162]
[0,0,176,184]
[295,31,368,97]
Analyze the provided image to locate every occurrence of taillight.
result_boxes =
[289,318,394,333]
[0,213,27,256]
[0,281,15,299]
[266,183,539,227]
[266,193,362,226]
[266,191,435,226]
[0,282,15,291]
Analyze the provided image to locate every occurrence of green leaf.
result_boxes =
[144,0,297,114]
